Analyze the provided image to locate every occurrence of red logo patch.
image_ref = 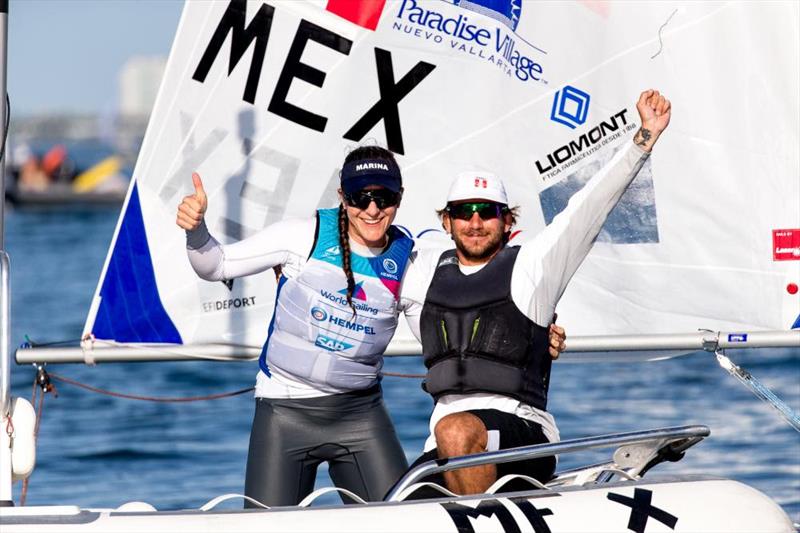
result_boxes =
[773,229,800,261]
[326,0,386,30]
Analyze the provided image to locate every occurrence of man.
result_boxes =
[401,89,671,494]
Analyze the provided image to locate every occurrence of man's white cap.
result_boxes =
[446,171,509,204]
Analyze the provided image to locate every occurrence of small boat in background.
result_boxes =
[5,142,129,207]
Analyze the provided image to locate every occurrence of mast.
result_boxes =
[0,0,12,507]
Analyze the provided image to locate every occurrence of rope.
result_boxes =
[47,372,255,403]
[382,371,424,379]
[650,8,678,59]
[20,366,54,506]
[46,370,421,402]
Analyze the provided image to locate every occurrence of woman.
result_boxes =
[176,146,567,507]
[177,146,415,507]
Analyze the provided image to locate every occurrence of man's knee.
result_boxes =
[434,413,487,455]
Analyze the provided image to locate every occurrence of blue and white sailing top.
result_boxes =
[186,208,415,398]
[261,209,413,391]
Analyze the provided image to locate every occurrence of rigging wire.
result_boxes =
[0,94,10,164]
[713,348,800,433]
[651,8,679,59]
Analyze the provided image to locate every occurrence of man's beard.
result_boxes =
[452,227,505,262]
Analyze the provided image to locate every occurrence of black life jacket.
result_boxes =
[420,246,551,410]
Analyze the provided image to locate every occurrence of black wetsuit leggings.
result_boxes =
[244,385,408,507]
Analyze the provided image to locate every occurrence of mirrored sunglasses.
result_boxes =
[445,202,508,221]
[344,189,402,210]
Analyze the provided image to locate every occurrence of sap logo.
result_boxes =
[383,258,398,274]
[339,281,367,301]
[356,162,389,172]
[728,333,748,343]
[453,0,522,31]
[315,334,353,352]
[310,307,328,321]
[550,85,591,129]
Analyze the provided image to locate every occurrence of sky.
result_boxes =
[8,0,184,116]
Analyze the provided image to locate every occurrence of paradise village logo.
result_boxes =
[391,0,546,84]
[536,85,659,245]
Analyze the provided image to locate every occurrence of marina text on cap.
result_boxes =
[446,172,509,205]
[341,158,402,195]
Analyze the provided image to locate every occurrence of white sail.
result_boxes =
[82,0,800,353]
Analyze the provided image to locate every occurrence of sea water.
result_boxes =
[4,207,799,520]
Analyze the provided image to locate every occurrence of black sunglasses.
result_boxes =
[344,189,402,210]
[445,202,508,221]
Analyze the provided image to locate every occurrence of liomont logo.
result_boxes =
[383,258,398,274]
[310,306,328,322]
[550,85,591,129]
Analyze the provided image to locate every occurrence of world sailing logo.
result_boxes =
[320,287,379,315]
[392,0,545,84]
[339,281,367,301]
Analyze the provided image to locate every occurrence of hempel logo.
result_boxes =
[311,307,328,321]
[550,85,591,129]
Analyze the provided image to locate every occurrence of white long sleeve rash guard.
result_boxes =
[186,141,649,447]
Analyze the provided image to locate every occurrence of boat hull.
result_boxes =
[0,477,793,532]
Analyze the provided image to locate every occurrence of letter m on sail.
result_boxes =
[192,0,275,104]
[326,0,386,30]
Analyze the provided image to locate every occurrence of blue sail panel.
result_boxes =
[92,184,182,343]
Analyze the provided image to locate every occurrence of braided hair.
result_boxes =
[338,146,399,315]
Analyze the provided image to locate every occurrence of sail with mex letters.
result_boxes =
[76,0,798,361]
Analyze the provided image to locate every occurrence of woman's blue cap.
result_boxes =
[341,158,402,194]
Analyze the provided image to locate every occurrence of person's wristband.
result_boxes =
[186,218,211,249]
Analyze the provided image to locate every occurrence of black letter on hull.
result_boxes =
[441,499,553,533]
[269,19,353,132]
[192,0,275,104]
[343,48,436,154]
[607,488,678,533]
